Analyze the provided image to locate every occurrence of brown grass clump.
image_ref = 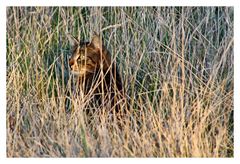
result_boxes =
[6,7,233,157]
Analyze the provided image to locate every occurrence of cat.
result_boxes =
[67,34,124,117]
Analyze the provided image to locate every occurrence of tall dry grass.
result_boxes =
[6,7,233,157]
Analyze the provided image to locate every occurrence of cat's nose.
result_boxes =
[69,59,75,69]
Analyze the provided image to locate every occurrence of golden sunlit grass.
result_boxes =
[6,7,233,157]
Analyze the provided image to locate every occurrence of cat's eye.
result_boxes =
[77,55,85,61]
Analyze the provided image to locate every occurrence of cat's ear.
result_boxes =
[66,34,79,47]
[91,34,102,49]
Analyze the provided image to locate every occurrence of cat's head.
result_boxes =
[67,34,111,77]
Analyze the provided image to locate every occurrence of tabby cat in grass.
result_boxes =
[67,34,124,115]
